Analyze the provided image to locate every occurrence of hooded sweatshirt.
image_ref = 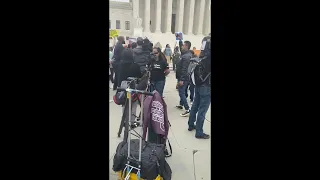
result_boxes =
[143,91,169,140]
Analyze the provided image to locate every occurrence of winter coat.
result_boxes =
[132,46,152,74]
[112,42,125,68]
[176,50,192,81]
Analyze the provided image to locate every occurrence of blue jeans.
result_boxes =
[178,80,190,110]
[188,85,211,137]
[150,80,165,97]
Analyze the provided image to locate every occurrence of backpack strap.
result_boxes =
[202,72,211,81]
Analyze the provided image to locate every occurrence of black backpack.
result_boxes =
[190,57,211,86]
[113,80,139,105]
[187,57,200,82]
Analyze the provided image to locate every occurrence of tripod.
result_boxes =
[117,71,156,140]
[117,95,142,139]
[116,87,154,143]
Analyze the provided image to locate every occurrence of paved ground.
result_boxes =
[109,71,211,180]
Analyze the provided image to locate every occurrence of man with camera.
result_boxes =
[187,35,211,139]
[132,37,153,75]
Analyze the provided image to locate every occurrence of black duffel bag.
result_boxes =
[113,139,172,180]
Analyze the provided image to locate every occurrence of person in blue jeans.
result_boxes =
[149,47,170,97]
[175,40,192,117]
[188,85,211,139]
[188,35,211,139]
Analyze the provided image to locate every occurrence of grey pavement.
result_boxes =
[109,72,211,180]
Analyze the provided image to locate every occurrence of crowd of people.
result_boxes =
[109,34,211,139]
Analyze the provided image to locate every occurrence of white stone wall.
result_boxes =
[109,2,133,37]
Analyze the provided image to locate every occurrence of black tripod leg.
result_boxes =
[123,100,130,142]
[123,116,129,142]
[117,113,124,137]
[117,118,124,137]
[117,101,127,137]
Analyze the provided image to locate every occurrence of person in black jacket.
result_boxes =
[118,48,142,127]
[187,36,211,139]
[112,36,125,90]
[118,48,141,83]
[175,39,192,117]
[132,37,152,75]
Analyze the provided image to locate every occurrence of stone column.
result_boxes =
[132,0,143,37]
[155,0,161,33]
[196,0,206,35]
[208,0,211,34]
[144,0,150,33]
[175,0,184,33]
[132,0,139,19]
[202,0,209,35]
[187,0,195,35]
[165,0,173,33]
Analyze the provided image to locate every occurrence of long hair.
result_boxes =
[155,47,166,62]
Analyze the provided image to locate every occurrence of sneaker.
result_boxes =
[175,105,183,110]
[190,101,193,105]
[195,133,210,139]
[180,110,190,117]
[188,125,196,131]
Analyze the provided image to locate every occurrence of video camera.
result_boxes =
[199,35,211,58]
[141,37,153,52]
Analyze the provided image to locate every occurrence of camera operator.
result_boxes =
[118,49,141,83]
[132,37,153,75]
[117,48,142,127]
[187,35,211,139]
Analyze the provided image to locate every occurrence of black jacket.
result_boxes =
[112,42,125,67]
[118,62,141,83]
[176,50,192,81]
[132,46,151,73]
